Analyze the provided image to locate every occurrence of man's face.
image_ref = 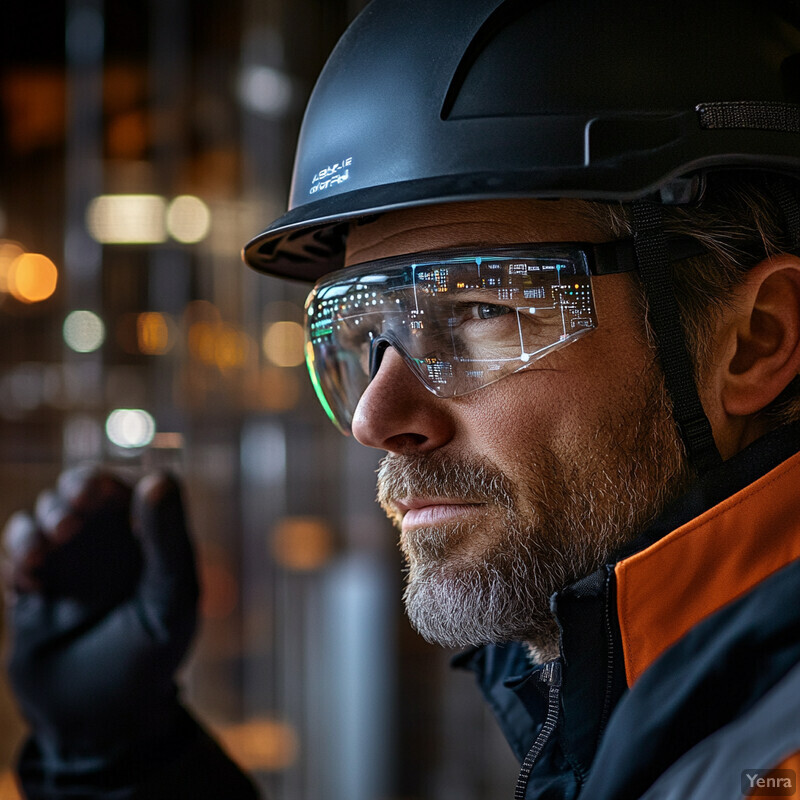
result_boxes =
[344,199,689,657]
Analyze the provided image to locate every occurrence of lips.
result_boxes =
[394,498,486,531]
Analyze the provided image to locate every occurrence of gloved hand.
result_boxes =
[2,468,199,781]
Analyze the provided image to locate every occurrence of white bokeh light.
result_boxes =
[63,310,106,353]
[166,195,212,244]
[238,65,293,117]
[263,320,305,367]
[87,195,167,244]
[105,408,156,449]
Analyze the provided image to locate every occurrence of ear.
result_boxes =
[721,254,800,417]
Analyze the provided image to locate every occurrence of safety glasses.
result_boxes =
[304,239,645,433]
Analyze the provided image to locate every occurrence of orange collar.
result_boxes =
[616,448,800,687]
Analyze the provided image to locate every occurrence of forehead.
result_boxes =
[344,198,608,266]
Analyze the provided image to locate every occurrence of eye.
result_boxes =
[468,303,513,320]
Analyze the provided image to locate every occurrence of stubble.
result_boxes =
[377,370,690,655]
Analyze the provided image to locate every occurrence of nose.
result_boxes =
[350,346,455,453]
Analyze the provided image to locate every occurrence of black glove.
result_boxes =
[3,468,259,799]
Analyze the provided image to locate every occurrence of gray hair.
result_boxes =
[581,172,800,426]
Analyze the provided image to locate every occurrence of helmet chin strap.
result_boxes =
[631,200,723,475]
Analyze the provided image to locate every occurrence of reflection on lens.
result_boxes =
[306,245,597,432]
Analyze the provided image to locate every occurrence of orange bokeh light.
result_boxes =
[215,325,251,369]
[188,321,219,364]
[271,516,335,571]
[137,312,173,355]
[216,718,299,772]
[199,558,238,620]
[188,321,252,370]
[0,241,25,293]
[107,110,149,159]
[0,768,22,799]
[8,253,58,303]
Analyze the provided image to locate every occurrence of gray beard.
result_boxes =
[377,374,689,654]
[401,516,569,654]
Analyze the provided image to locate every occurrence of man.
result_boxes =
[5,0,800,798]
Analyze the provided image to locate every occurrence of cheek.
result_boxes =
[452,368,600,465]
[451,337,657,467]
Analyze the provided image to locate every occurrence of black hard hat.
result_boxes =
[243,0,800,281]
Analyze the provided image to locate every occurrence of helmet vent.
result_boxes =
[440,0,549,121]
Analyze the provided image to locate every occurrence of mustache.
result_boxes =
[376,452,516,517]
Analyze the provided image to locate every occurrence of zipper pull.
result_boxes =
[540,659,562,688]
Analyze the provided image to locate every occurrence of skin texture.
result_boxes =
[344,198,800,656]
[345,200,690,654]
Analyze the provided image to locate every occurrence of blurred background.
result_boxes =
[0,2,518,798]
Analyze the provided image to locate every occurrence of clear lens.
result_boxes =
[305,245,597,433]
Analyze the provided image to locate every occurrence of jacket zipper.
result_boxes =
[514,660,562,800]
[597,565,616,746]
